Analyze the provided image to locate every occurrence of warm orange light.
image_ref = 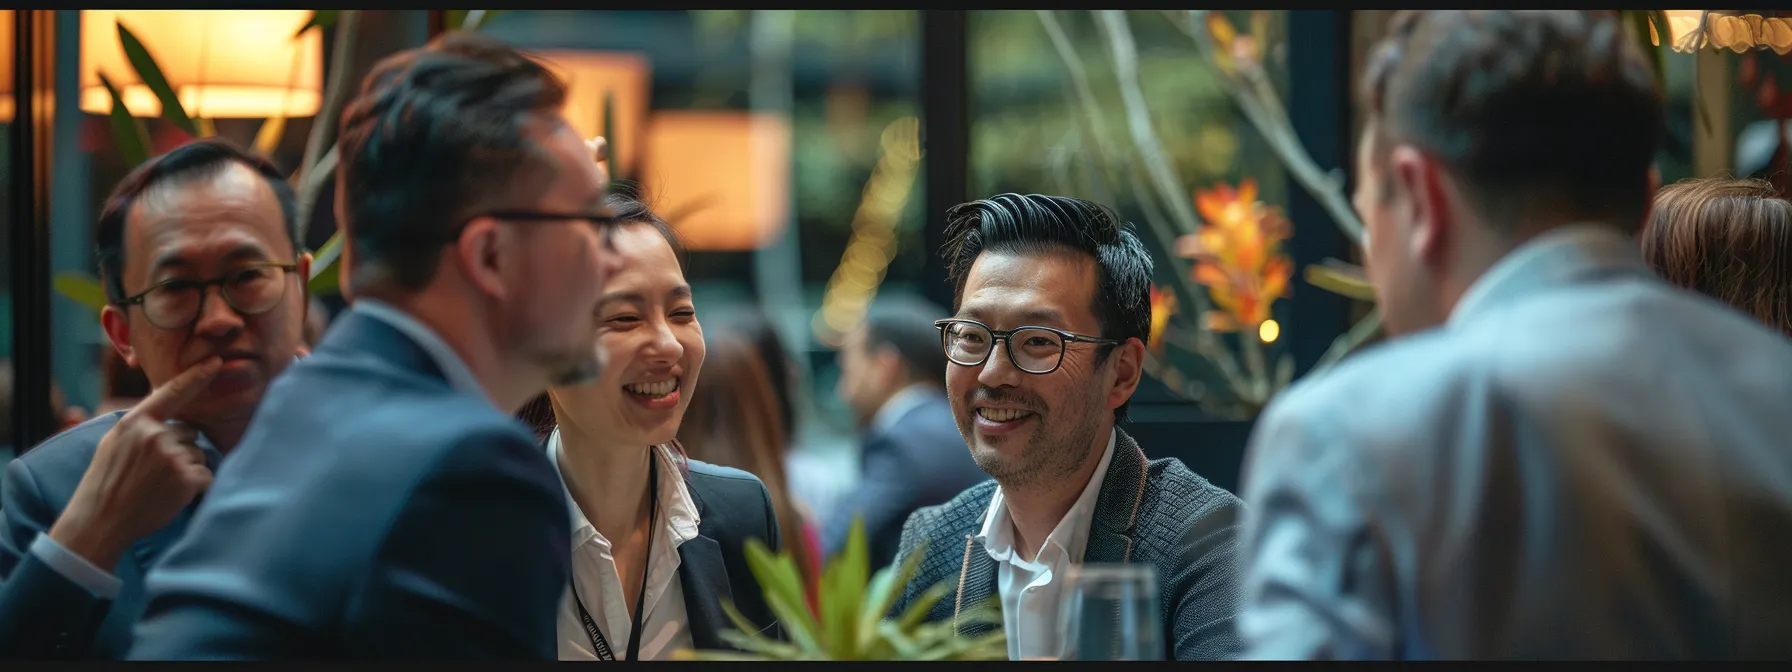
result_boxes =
[641,111,791,252]
[1,11,13,122]
[536,50,650,176]
[80,10,323,118]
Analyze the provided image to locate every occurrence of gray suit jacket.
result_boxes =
[889,430,1244,660]
[1238,225,1792,660]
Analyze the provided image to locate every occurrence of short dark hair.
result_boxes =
[860,295,950,388]
[95,137,299,303]
[336,30,569,293]
[1643,176,1792,338]
[606,181,686,272]
[940,193,1152,422]
[1360,11,1663,231]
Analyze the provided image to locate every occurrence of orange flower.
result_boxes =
[1205,12,1263,75]
[1179,178,1294,329]
[1149,286,1176,352]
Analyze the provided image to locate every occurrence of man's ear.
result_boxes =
[1390,145,1451,267]
[1106,338,1146,414]
[454,218,511,299]
[100,304,138,369]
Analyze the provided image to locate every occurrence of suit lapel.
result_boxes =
[1083,431,1149,564]
[677,535,736,651]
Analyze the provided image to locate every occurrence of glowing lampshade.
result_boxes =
[536,50,650,176]
[80,10,323,118]
[641,111,791,251]
[1663,10,1707,52]
[1,11,12,122]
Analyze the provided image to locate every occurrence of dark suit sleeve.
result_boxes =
[1234,393,1400,660]
[821,435,915,566]
[1168,492,1245,661]
[347,428,572,659]
[0,458,111,659]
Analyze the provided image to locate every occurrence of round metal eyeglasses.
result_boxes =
[934,318,1121,375]
[119,261,299,330]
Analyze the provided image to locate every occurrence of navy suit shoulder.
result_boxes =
[129,311,570,660]
[679,460,781,645]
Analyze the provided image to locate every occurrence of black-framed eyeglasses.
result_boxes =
[120,261,300,331]
[460,210,622,249]
[934,318,1121,375]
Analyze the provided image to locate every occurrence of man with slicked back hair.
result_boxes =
[129,31,622,659]
[888,193,1245,661]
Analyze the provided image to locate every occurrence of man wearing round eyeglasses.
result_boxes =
[0,138,310,659]
[888,193,1245,661]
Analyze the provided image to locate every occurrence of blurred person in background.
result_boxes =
[1641,176,1792,338]
[515,192,781,660]
[1238,10,1792,660]
[826,296,987,570]
[677,314,824,603]
[130,33,616,659]
[889,193,1245,661]
[0,138,310,660]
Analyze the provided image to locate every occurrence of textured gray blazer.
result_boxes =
[889,430,1245,660]
[1238,225,1792,660]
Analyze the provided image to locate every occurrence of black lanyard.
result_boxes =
[571,453,659,661]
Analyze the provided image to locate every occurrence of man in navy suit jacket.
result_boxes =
[128,32,622,659]
[0,139,311,659]
[826,296,989,569]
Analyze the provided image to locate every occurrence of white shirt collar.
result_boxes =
[545,428,702,548]
[977,428,1118,567]
[351,298,486,399]
[870,383,936,437]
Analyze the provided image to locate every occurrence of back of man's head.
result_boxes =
[1361,11,1663,231]
[336,31,568,295]
[860,295,950,388]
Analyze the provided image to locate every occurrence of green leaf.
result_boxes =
[1303,260,1376,302]
[308,231,344,295]
[717,628,807,659]
[53,272,110,315]
[819,517,869,657]
[295,10,340,38]
[98,72,153,169]
[116,22,198,137]
[743,539,822,652]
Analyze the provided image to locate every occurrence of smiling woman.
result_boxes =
[514,190,785,660]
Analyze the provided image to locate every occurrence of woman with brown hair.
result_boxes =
[675,311,824,609]
[514,191,780,660]
[1642,176,1792,338]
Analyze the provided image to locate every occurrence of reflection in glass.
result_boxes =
[1058,563,1163,661]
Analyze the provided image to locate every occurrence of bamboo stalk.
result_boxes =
[294,10,361,242]
[1168,10,1366,244]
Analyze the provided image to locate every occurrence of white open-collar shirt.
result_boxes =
[548,430,702,660]
[976,429,1118,660]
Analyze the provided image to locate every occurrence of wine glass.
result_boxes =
[1057,563,1164,661]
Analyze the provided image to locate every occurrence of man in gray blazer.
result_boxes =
[1238,10,1792,660]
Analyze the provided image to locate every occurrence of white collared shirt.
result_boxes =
[977,429,1118,661]
[547,430,701,660]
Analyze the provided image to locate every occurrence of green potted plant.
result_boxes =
[676,517,1006,661]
